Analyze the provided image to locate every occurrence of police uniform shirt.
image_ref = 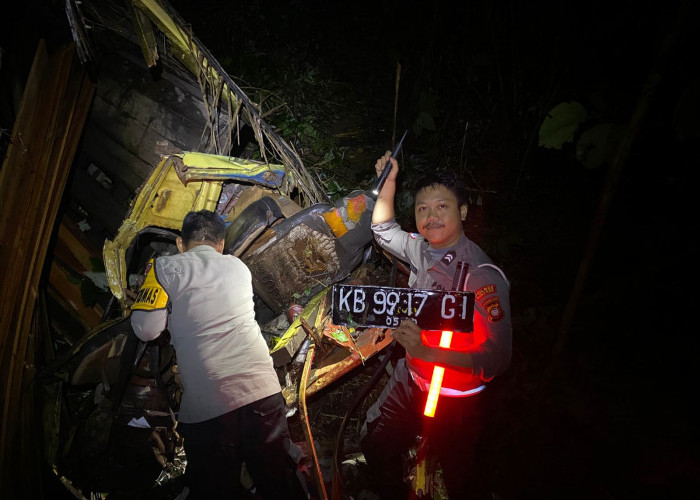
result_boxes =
[131,245,281,423]
[372,219,512,387]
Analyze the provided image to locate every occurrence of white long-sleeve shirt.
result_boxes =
[131,245,281,423]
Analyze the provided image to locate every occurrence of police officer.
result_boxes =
[131,210,308,500]
[360,152,512,499]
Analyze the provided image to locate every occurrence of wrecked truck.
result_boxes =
[39,150,395,498]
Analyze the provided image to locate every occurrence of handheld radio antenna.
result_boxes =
[371,130,408,197]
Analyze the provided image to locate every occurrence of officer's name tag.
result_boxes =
[332,284,474,331]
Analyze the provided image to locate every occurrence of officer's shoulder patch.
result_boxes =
[475,284,497,302]
[132,258,169,311]
[409,232,421,239]
[482,296,504,322]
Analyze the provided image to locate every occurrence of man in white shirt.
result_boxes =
[131,210,308,499]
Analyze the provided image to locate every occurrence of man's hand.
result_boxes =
[374,151,399,183]
[391,319,430,361]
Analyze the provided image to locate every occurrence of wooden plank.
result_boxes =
[53,216,102,274]
[48,260,103,330]
[16,296,44,500]
[0,40,53,364]
[79,119,155,191]
[4,43,93,495]
[0,40,95,497]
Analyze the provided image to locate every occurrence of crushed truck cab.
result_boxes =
[48,150,394,498]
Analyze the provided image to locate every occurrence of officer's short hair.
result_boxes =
[414,171,468,208]
[181,210,226,245]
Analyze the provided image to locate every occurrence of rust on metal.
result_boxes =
[305,326,392,398]
[299,342,328,499]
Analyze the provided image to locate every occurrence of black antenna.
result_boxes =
[371,130,408,197]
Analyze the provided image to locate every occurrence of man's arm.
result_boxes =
[130,257,170,342]
[131,309,167,342]
[372,152,398,224]
[467,267,512,380]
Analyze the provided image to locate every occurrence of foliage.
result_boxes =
[538,101,588,149]
[412,90,439,136]
[159,3,695,497]
[538,101,625,169]
[229,61,366,200]
[292,286,311,300]
[576,123,626,169]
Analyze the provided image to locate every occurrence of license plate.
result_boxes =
[332,284,474,331]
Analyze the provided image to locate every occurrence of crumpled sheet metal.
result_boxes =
[173,153,286,187]
[154,442,187,487]
[103,155,221,304]
[103,152,292,306]
[243,191,375,315]
[305,325,393,398]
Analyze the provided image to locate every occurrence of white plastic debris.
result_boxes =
[127,416,150,428]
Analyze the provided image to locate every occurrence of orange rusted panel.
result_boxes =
[345,193,367,222]
[306,325,393,397]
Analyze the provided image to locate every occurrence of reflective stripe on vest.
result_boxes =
[410,370,485,397]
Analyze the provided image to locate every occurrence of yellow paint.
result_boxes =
[322,209,348,238]
[132,259,169,311]
[415,457,428,494]
[103,151,296,308]
[176,153,286,185]
[181,152,278,172]
[132,0,237,111]
[270,288,329,354]
[103,155,221,306]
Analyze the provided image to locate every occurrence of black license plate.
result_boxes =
[332,284,474,331]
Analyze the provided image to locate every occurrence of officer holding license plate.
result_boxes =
[360,151,512,499]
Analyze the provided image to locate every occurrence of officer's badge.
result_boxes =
[441,250,456,265]
[482,296,504,322]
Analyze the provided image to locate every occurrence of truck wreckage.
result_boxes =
[39,152,397,498]
[6,0,409,497]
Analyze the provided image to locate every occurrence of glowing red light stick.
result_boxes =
[423,330,453,417]
[423,261,469,417]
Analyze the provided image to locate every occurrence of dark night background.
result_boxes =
[2,0,699,498]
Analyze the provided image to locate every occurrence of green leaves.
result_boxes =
[278,115,318,141]
[538,101,587,149]
[330,330,349,343]
[292,286,312,300]
[576,123,625,169]
[345,312,359,328]
[539,101,625,169]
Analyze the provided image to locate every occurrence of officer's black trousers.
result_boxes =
[360,359,487,500]
[178,392,308,500]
